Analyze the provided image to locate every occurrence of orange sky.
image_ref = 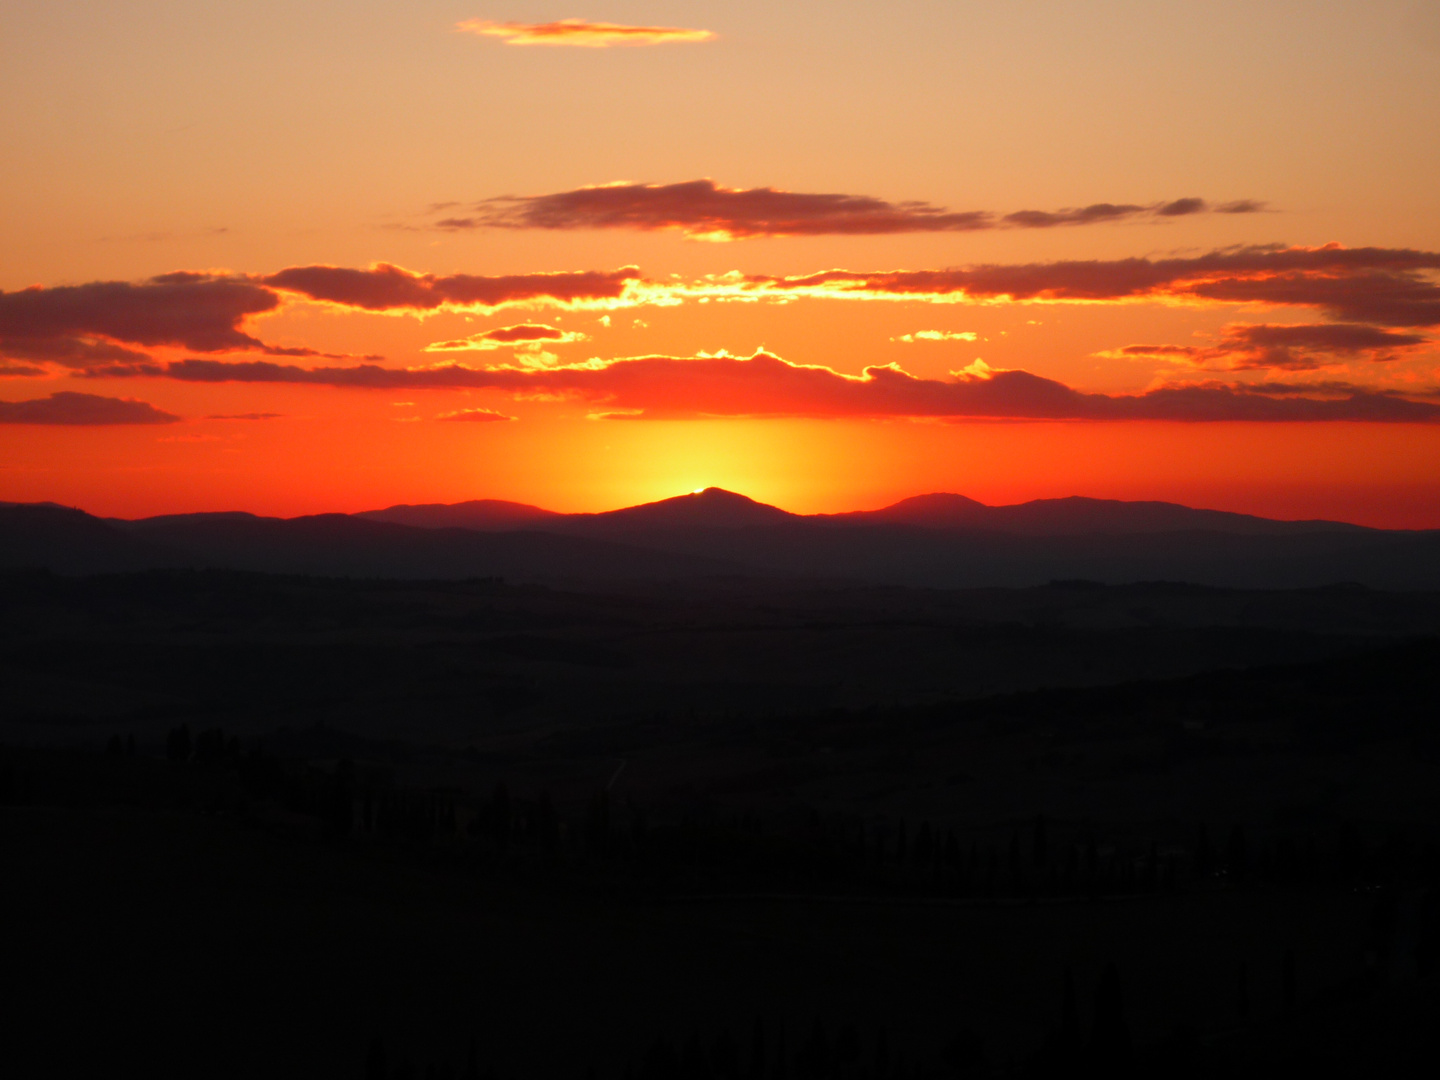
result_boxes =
[4,2,1440,526]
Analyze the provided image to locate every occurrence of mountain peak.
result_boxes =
[356,499,559,531]
[848,492,991,527]
[594,487,795,528]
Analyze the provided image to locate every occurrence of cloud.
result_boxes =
[262,264,641,312]
[1,362,48,377]
[0,274,280,370]
[720,245,1440,326]
[436,180,1263,241]
[205,412,283,421]
[456,18,713,47]
[0,391,181,425]
[424,323,588,352]
[148,352,1440,423]
[436,407,517,423]
[1105,323,1431,371]
[892,330,979,343]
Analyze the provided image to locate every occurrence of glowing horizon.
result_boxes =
[3,3,1440,528]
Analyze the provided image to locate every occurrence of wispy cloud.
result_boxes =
[433,179,1264,240]
[1103,323,1431,372]
[892,331,979,343]
[456,18,713,48]
[436,406,517,422]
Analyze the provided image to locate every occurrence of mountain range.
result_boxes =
[3,488,1437,589]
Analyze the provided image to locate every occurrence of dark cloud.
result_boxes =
[439,180,1259,240]
[474,324,569,343]
[262,265,641,312]
[1106,323,1431,371]
[424,322,588,353]
[737,245,1440,326]
[0,362,48,377]
[205,412,284,421]
[150,352,1440,423]
[0,336,153,368]
[0,391,181,425]
[0,265,635,371]
[0,276,278,364]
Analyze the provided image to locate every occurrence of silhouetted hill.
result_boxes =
[0,504,749,581]
[356,499,560,530]
[573,487,798,531]
[0,504,174,574]
[832,493,1370,535]
[4,493,1438,587]
[121,513,749,581]
[825,491,991,528]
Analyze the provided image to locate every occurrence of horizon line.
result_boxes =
[1,487,1394,531]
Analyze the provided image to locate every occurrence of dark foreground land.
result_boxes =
[3,569,1440,1077]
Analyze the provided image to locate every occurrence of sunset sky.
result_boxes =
[4,1,1440,524]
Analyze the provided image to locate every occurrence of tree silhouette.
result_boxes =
[1226,825,1248,881]
[712,1027,739,1080]
[682,1032,712,1080]
[366,1036,387,1080]
[747,1016,765,1079]
[641,1037,680,1080]
[1088,963,1132,1077]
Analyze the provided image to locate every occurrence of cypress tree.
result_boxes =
[366,1037,387,1080]
[748,1015,765,1079]
[1060,967,1081,1055]
[1227,824,1249,881]
[1281,948,1297,1016]
[713,1027,739,1080]
[1089,962,1132,1077]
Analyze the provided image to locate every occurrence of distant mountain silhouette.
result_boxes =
[0,504,748,581]
[356,499,561,530]
[826,492,991,529]
[835,493,1372,536]
[577,487,797,530]
[3,491,1437,588]
[0,504,174,574]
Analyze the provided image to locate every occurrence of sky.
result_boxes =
[4,1,1440,524]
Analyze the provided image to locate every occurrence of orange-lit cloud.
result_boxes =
[1105,323,1431,371]
[436,407,517,423]
[148,352,1440,423]
[424,323,588,352]
[12,245,1440,385]
[893,331,978,343]
[0,391,179,425]
[434,180,1260,240]
[262,264,642,312]
[716,245,1440,326]
[456,19,713,48]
